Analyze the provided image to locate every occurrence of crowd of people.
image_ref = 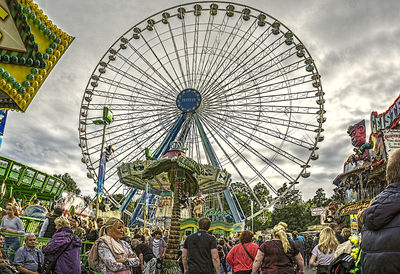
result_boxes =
[0,149,399,273]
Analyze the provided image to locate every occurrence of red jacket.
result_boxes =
[226,242,259,272]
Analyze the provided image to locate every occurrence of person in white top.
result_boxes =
[309,227,339,274]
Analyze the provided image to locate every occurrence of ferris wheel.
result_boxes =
[78,1,325,219]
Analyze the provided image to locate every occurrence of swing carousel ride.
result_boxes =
[79,0,325,247]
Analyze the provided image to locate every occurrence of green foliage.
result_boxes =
[231,181,272,231]
[54,173,81,195]
[310,188,330,207]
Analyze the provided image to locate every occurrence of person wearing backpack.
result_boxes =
[42,216,82,274]
[87,217,139,273]
[226,230,258,274]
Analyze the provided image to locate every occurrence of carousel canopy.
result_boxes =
[117,154,230,196]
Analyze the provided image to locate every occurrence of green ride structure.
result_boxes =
[0,155,65,207]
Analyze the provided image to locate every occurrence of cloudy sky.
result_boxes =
[1,0,399,202]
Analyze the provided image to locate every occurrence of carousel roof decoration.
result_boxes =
[118,148,231,196]
[0,0,74,112]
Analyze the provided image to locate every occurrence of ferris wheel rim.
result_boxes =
[78,1,325,208]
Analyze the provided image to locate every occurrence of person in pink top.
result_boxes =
[226,230,259,274]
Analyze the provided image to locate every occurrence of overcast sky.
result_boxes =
[1,0,399,202]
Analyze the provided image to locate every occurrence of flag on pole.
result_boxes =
[145,182,150,217]
[98,152,106,196]
[0,110,8,149]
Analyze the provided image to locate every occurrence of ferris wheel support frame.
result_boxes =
[193,112,243,223]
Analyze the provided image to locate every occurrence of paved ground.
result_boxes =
[305,266,317,274]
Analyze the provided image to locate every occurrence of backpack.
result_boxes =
[87,240,102,272]
[328,253,355,274]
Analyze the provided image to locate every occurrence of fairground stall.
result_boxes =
[333,93,400,234]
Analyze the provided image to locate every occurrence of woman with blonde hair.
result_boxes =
[42,216,82,273]
[309,227,338,274]
[252,224,304,274]
[88,217,139,273]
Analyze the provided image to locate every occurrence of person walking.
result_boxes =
[182,217,220,274]
[361,148,400,273]
[226,230,258,274]
[42,216,82,274]
[251,224,304,274]
[0,203,25,262]
[309,227,338,274]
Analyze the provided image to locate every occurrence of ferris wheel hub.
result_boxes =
[176,88,202,113]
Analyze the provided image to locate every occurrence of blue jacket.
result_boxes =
[361,182,400,274]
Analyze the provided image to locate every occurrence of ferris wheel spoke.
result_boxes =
[115,52,176,95]
[96,76,175,104]
[105,132,166,178]
[88,88,172,105]
[204,25,283,97]
[196,13,216,89]
[192,15,200,88]
[86,112,177,154]
[85,111,177,142]
[179,15,192,87]
[206,110,314,149]
[126,43,178,93]
[105,63,176,101]
[200,115,278,195]
[91,122,169,170]
[207,115,295,182]
[203,22,273,97]
[140,30,184,91]
[152,27,185,90]
[223,89,318,105]
[208,56,305,102]
[198,12,244,92]
[90,83,174,105]
[194,115,264,205]
[165,22,188,88]
[208,73,313,106]
[210,108,318,132]
[104,134,165,193]
[201,112,307,166]
[198,14,231,92]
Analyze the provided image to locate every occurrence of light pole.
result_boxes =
[93,106,113,219]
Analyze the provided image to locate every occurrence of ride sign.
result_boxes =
[176,88,201,113]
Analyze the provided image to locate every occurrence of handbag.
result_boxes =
[241,243,254,261]
[40,235,75,274]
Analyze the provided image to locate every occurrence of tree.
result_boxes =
[331,186,345,204]
[275,183,302,206]
[54,173,81,194]
[230,182,273,232]
[310,188,329,207]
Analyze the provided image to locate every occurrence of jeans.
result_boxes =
[4,236,21,263]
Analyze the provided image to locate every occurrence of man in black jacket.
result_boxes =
[361,148,400,274]
[39,207,63,238]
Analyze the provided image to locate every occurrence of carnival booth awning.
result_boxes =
[0,0,73,112]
